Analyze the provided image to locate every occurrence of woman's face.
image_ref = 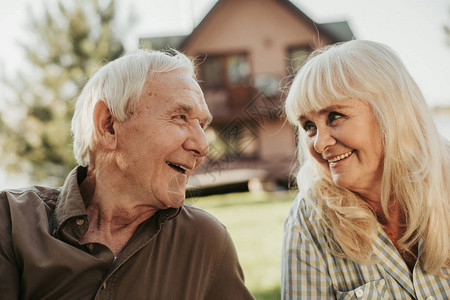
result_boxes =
[299,98,384,202]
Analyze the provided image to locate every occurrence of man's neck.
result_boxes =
[79,166,158,255]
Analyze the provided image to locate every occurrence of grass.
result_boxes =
[187,190,296,299]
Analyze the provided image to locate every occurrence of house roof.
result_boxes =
[139,0,355,51]
[255,0,354,45]
[318,21,355,42]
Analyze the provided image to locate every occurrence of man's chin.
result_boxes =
[165,190,186,207]
[165,174,188,206]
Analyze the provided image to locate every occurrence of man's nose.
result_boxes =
[183,124,209,157]
[313,127,335,154]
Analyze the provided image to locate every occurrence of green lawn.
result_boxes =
[187,190,296,300]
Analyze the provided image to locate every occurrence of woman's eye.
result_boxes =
[303,121,316,134]
[328,112,344,124]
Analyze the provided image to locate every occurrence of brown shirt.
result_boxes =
[0,167,254,300]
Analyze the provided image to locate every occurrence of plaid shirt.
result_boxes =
[282,195,450,299]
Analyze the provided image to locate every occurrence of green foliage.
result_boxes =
[0,0,125,184]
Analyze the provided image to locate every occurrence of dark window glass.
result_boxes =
[207,123,258,160]
[200,54,250,88]
[201,57,223,88]
[226,55,250,85]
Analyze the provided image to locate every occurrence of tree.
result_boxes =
[0,0,125,184]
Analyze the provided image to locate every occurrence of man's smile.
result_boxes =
[166,161,193,174]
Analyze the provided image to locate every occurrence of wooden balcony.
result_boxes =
[202,82,283,124]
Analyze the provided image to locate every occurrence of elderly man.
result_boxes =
[0,50,254,299]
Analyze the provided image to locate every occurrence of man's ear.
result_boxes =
[93,101,117,150]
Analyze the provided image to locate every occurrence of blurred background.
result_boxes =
[0,0,449,298]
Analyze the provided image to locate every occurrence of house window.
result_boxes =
[289,47,311,74]
[200,54,250,89]
[206,121,258,160]
[201,57,223,88]
[226,55,250,85]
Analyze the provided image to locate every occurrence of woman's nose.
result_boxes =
[313,127,336,154]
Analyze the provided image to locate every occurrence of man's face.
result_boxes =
[114,70,211,209]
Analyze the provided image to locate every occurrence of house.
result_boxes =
[140,0,354,195]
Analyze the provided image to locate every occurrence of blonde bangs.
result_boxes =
[285,51,357,125]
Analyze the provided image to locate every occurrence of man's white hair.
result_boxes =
[71,49,195,166]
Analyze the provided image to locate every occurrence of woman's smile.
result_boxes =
[326,150,355,163]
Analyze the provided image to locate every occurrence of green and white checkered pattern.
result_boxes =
[281,195,450,299]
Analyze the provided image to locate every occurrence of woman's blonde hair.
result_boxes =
[285,40,450,275]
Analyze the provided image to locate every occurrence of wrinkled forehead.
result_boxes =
[145,70,204,99]
[146,68,197,87]
[144,70,211,119]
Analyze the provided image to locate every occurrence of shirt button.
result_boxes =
[76,218,85,226]
[355,287,364,298]
[87,244,94,252]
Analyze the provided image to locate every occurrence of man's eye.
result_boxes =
[177,115,187,121]
[328,112,344,124]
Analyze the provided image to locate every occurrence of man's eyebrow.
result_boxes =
[170,104,192,114]
[170,103,213,127]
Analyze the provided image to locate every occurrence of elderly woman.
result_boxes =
[282,40,450,299]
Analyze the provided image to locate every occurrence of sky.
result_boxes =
[1,0,450,106]
[0,0,449,188]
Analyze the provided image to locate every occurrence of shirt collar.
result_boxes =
[54,166,89,231]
